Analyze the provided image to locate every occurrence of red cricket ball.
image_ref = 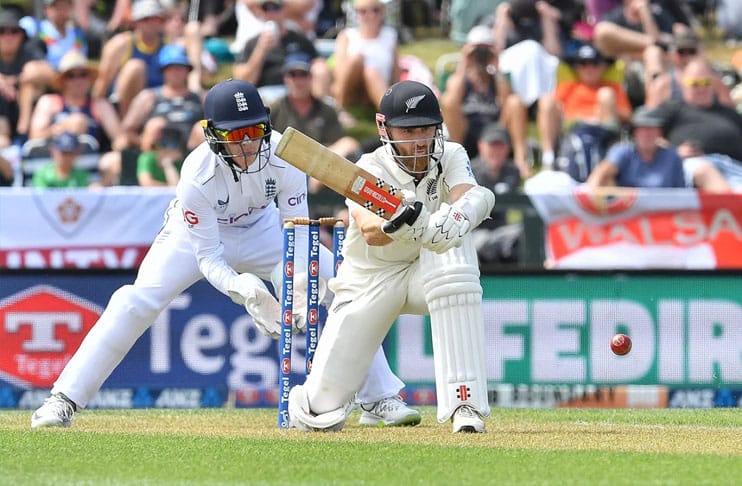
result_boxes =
[610,333,632,355]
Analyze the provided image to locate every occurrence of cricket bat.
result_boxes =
[275,127,421,232]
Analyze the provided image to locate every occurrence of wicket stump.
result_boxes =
[278,217,345,428]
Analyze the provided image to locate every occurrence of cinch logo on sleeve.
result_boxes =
[0,286,102,387]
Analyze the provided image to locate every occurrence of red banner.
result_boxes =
[524,173,742,269]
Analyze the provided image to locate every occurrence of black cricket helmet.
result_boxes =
[201,79,272,175]
[376,80,444,177]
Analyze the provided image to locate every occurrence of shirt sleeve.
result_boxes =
[441,143,479,194]
[176,175,237,297]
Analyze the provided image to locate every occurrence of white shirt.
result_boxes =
[341,141,476,271]
[175,131,309,295]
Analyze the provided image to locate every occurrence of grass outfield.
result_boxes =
[1,407,741,485]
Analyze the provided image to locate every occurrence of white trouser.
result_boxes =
[304,236,490,422]
[52,203,402,407]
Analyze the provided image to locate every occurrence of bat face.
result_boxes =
[275,127,403,220]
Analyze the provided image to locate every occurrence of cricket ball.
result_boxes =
[610,333,632,356]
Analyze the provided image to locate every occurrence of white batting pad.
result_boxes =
[421,238,491,422]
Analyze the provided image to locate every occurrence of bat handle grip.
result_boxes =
[382,201,423,234]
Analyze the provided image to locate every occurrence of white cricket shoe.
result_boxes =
[31,393,77,429]
[451,405,485,433]
[359,395,422,427]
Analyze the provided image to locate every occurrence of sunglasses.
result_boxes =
[356,6,382,15]
[683,77,712,88]
[213,123,269,142]
[0,27,24,35]
[64,70,90,79]
[676,48,698,56]
[261,2,282,12]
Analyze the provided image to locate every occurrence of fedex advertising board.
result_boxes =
[2,271,741,409]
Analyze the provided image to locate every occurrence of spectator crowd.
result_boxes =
[1,0,742,263]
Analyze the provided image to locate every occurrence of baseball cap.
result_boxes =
[131,0,165,21]
[672,30,700,50]
[255,0,282,4]
[43,0,70,6]
[52,132,81,152]
[575,44,603,62]
[631,106,663,128]
[282,52,311,73]
[479,123,511,144]
[158,44,192,70]
[466,25,495,46]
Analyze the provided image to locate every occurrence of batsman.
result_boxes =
[288,80,495,433]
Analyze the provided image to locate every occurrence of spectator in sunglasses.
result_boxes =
[645,29,734,108]
[652,58,742,189]
[28,51,121,151]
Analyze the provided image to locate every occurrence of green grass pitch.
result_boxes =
[1,407,740,485]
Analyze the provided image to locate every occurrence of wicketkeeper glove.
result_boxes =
[227,273,282,338]
[269,262,329,334]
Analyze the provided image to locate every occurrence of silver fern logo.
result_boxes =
[405,95,425,112]
[234,92,249,112]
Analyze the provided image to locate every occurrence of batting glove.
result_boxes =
[421,203,471,253]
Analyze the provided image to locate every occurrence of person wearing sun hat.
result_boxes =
[49,50,98,92]
[27,50,121,155]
